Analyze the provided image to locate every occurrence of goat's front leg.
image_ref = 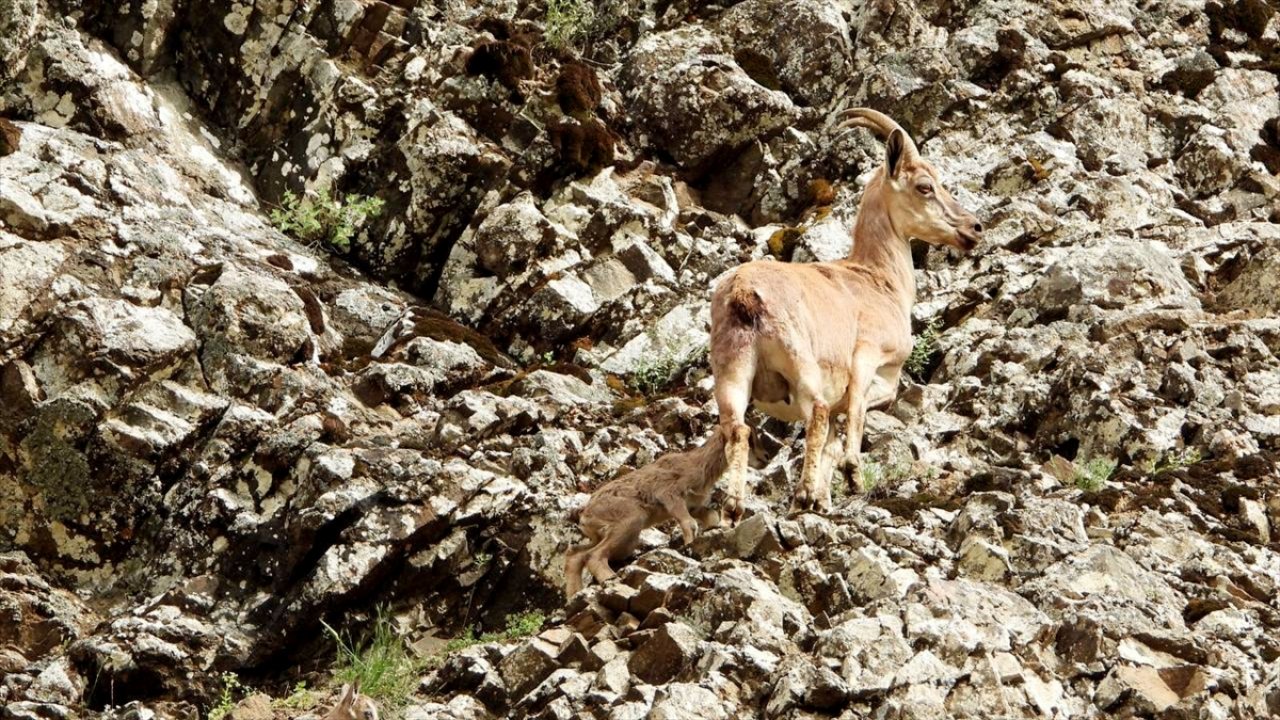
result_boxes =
[660,493,700,546]
[794,401,831,512]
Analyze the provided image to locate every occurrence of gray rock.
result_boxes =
[619,26,800,172]
[628,622,702,685]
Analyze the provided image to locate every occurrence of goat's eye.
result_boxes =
[916,183,934,196]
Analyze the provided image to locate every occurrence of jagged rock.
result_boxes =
[619,26,800,173]
[628,622,702,685]
[498,638,561,702]
[715,0,852,106]
[1215,244,1280,315]
[0,0,1278,718]
[765,655,848,715]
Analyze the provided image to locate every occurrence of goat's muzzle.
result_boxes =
[954,218,983,251]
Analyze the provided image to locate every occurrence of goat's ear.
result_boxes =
[339,684,355,707]
[885,129,907,178]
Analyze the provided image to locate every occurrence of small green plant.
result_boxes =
[323,608,422,714]
[271,189,384,253]
[627,344,708,396]
[1145,447,1202,475]
[473,551,493,567]
[500,611,545,639]
[1073,457,1116,492]
[442,611,547,655]
[905,317,942,380]
[276,681,318,712]
[856,455,913,497]
[208,672,244,720]
[545,0,595,50]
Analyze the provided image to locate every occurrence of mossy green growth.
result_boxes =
[22,418,91,523]
[270,189,384,253]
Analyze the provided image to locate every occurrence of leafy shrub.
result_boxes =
[858,456,911,497]
[545,0,595,50]
[1145,447,1202,475]
[904,317,942,380]
[271,189,384,253]
[276,681,318,712]
[627,345,708,397]
[1073,457,1116,492]
[444,611,547,655]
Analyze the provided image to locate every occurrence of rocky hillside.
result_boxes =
[1,0,1278,717]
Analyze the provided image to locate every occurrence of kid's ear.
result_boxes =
[340,684,356,707]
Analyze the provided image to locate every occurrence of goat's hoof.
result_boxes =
[723,502,744,526]
[841,463,860,494]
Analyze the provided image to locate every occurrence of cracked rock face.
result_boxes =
[0,0,1278,718]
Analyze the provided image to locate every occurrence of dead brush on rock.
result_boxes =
[564,427,731,598]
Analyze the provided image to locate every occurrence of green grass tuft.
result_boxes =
[323,608,423,715]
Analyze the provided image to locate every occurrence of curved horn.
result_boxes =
[833,107,920,162]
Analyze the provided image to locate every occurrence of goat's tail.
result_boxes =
[724,275,764,328]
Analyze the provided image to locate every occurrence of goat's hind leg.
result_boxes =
[714,362,754,525]
[564,540,597,598]
[585,514,645,586]
[793,399,831,512]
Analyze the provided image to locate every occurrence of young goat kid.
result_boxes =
[711,108,983,518]
[322,682,378,720]
[564,427,730,597]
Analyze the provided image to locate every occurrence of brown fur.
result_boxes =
[323,682,378,720]
[564,428,730,597]
[710,108,983,518]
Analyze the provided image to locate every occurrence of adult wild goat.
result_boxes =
[710,108,982,518]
